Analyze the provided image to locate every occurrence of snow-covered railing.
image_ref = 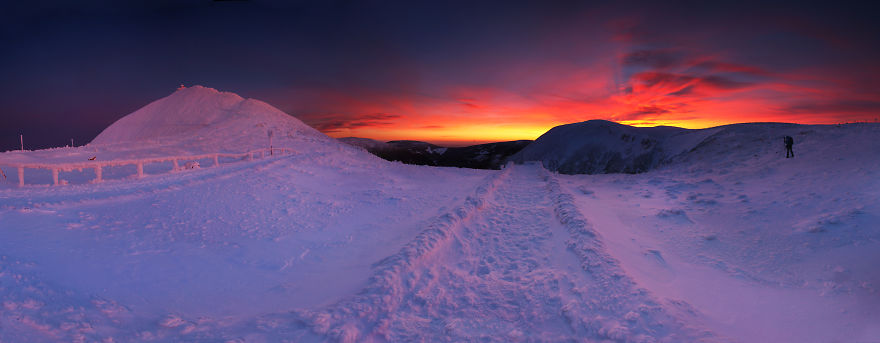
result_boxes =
[1,147,293,187]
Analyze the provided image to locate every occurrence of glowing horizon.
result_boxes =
[3,2,879,151]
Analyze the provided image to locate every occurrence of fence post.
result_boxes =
[52,168,59,186]
[18,167,24,187]
[94,165,103,183]
[213,154,220,167]
[136,162,144,178]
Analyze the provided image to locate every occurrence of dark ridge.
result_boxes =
[338,138,532,170]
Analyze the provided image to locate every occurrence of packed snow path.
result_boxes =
[293,164,707,342]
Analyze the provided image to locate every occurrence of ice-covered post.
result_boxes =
[172,159,179,171]
[18,167,24,187]
[267,129,274,156]
[94,165,103,183]
[52,168,59,186]
[213,154,220,167]
[136,162,144,178]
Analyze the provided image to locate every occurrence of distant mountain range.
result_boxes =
[344,119,832,175]
[339,138,531,170]
[75,85,852,177]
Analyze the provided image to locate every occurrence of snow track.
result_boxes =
[292,164,710,342]
[291,167,511,341]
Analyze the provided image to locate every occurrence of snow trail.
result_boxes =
[294,164,709,342]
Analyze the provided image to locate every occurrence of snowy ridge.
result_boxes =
[292,168,511,341]
[509,120,686,174]
[541,169,715,342]
[509,120,880,176]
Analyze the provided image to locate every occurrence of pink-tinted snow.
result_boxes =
[1,87,878,342]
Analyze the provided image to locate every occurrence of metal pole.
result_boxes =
[20,134,24,151]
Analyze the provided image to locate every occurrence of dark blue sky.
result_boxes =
[2,1,879,151]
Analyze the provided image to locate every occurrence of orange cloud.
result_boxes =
[270,44,879,146]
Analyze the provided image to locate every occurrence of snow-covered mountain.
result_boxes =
[508,120,687,174]
[1,85,367,166]
[91,85,338,153]
[508,119,867,175]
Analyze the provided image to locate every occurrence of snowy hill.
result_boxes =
[0,86,365,166]
[509,120,687,174]
[91,85,337,153]
[509,119,874,176]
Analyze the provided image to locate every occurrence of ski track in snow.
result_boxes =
[288,164,710,342]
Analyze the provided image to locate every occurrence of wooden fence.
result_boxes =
[0,147,293,187]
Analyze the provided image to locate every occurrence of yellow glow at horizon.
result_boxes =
[329,123,554,143]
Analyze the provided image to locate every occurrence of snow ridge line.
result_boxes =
[541,169,712,342]
[291,168,512,342]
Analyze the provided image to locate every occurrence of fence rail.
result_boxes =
[0,147,293,187]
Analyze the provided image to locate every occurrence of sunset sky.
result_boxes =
[2,1,879,150]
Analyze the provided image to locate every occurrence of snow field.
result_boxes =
[2,85,878,342]
[288,164,714,342]
[555,124,880,342]
[0,151,492,342]
[543,168,712,342]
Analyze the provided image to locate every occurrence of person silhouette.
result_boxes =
[784,136,794,158]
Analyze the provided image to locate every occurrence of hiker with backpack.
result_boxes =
[784,136,794,158]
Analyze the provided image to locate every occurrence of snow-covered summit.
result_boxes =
[509,120,689,174]
[90,85,333,152]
